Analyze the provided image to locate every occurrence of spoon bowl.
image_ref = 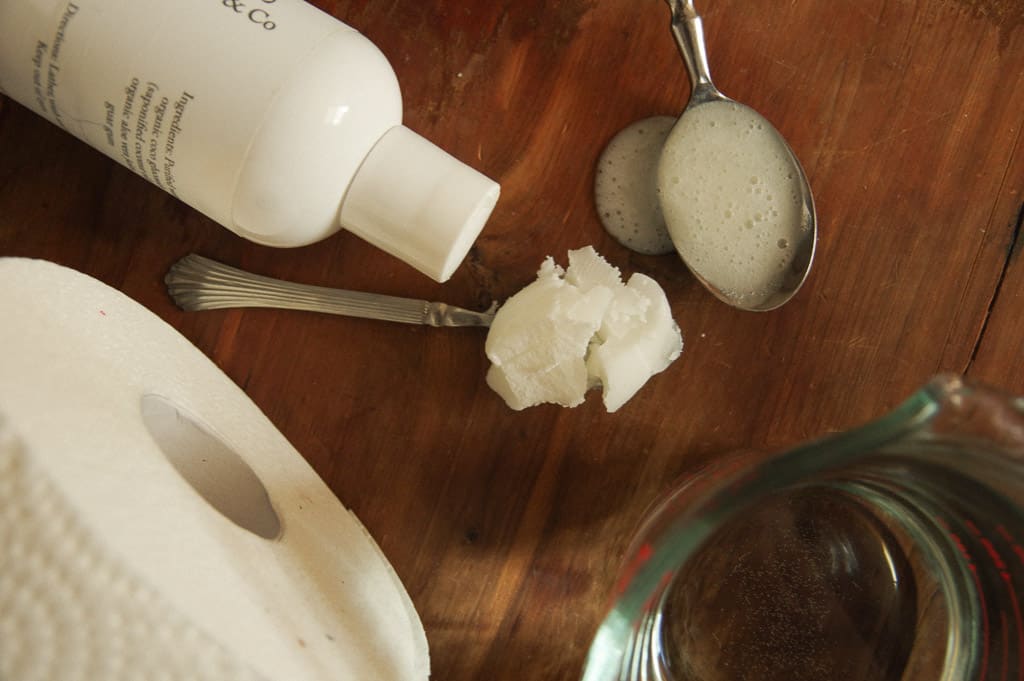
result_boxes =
[658,0,817,311]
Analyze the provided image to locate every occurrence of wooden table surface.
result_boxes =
[2,1,1023,679]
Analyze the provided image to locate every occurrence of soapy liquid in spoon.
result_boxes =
[658,100,808,305]
[594,116,677,255]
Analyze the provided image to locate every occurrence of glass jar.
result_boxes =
[582,375,1024,681]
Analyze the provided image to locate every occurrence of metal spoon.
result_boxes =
[165,254,496,327]
[658,0,817,311]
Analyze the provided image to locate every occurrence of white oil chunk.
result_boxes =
[485,246,683,412]
[657,100,807,305]
[594,116,677,255]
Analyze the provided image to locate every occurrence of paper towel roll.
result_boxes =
[0,258,429,681]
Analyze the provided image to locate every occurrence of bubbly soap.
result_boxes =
[657,100,808,304]
[594,116,677,255]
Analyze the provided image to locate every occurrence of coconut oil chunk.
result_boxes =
[485,246,683,412]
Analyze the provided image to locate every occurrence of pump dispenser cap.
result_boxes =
[339,126,500,282]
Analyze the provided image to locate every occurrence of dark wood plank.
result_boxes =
[966,135,1024,388]
[1,1,1023,680]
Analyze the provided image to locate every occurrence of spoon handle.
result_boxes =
[667,0,716,97]
[165,254,496,328]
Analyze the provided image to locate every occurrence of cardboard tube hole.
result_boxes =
[141,394,281,539]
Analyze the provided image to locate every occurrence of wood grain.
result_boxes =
[1,1,1022,679]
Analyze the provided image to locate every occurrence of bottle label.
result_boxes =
[0,0,341,224]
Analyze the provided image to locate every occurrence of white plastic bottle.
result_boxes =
[0,0,500,282]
